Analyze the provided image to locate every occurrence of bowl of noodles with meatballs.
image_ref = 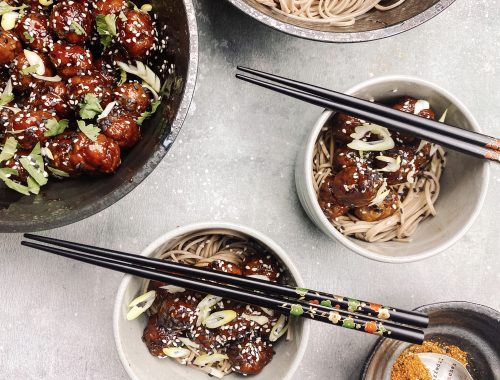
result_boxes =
[113,222,310,380]
[295,75,489,263]
[0,0,198,232]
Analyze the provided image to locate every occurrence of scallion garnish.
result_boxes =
[69,21,86,36]
[44,118,69,137]
[0,137,17,162]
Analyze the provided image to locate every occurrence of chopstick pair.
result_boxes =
[22,234,425,344]
[235,66,500,163]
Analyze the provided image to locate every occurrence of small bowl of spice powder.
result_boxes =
[362,302,500,380]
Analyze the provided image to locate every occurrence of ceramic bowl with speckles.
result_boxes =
[113,222,310,380]
[295,75,489,263]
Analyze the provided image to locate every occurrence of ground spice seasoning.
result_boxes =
[391,340,468,380]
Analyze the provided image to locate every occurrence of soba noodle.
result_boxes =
[255,0,406,26]
[139,230,293,377]
[313,126,446,243]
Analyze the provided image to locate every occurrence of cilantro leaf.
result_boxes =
[118,69,127,86]
[44,118,69,137]
[79,94,103,120]
[96,14,117,48]
[20,64,39,76]
[137,99,161,125]
[23,31,34,43]
[0,94,13,106]
[77,120,100,141]
[70,21,86,36]
[0,137,17,162]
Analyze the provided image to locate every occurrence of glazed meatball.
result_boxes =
[8,110,55,150]
[189,326,224,352]
[157,293,198,331]
[392,96,436,144]
[330,112,365,143]
[71,132,121,173]
[50,2,93,45]
[354,189,399,222]
[332,147,372,172]
[97,108,140,149]
[49,42,93,78]
[142,315,180,358]
[318,175,350,220]
[243,255,282,282]
[0,30,22,66]
[10,51,55,92]
[375,147,427,185]
[67,73,113,108]
[117,10,155,58]
[27,81,70,118]
[113,82,150,117]
[332,166,384,207]
[44,132,81,177]
[209,260,243,276]
[227,338,274,375]
[217,313,254,343]
[15,13,54,53]
[92,0,127,16]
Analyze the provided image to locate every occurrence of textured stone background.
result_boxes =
[1,1,499,379]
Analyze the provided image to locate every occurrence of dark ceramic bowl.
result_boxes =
[226,0,455,43]
[0,0,198,233]
[362,302,500,380]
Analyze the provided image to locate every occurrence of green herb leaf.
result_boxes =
[79,93,103,120]
[320,300,332,308]
[44,118,69,137]
[47,166,70,178]
[295,288,308,297]
[27,176,40,194]
[70,21,86,36]
[0,137,17,162]
[20,64,39,76]
[0,170,30,195]
[77,120,100,141]
[0,3,28,16]
[137,99,161,125]
[0,94,13,106]
[23,31,34,43]
[118,69,127,86]
[96,14,117,48]
[20,156,48,186]
[290,304,304,317]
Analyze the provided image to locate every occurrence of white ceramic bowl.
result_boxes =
[295,76,490,263]
[113,222,310,380]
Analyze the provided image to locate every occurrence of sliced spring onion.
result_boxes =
[260,307,274,317]
[204,310,237,329]
[413,99,430,115]
[246,274,270,281]
[47,166,69,178]
[117,61,161,93]
[369,180,389,206]
[162,347,191,358]
[2,78,12,96]
[200,366,225,379]
[439,109,448,123]
[375,155,401,173]
[406,169,416,184]
[241,313,269,325]
[269,314,289,342]
[32,74,62,82]
[39,0,53,6]
[140,3,152,12]
[41,147,54,160]
[0,136,17,162]
[159,284,185,293]
[27,176,40,194]
[126,290,156,320]
[348,124,395,152]
[23,50,45,75]
[1,11,18,30]
[97,101,116,120]
[178,337,199,349]
[196,294,222,326]
[193,353,228,367]
[141,83,159,101]
[0,105,21,113]
[19,156,47,186]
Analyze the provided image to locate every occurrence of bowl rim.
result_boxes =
[225,0,456,43]
[113,221,311,380]
[361,301,500,379]
[0,0,199,233]
[301,75,490,263]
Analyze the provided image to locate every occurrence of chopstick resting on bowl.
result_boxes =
[235,66,500,163]
[22,234,426,344]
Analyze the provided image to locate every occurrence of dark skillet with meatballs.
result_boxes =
[313,97,448,243]
[126,232,292,378]
[0,0,164,195]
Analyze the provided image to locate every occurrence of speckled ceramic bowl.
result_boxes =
[113,222,310,380]
[226,0,455,43]
[362,302,500,380]
[295,76,490,263]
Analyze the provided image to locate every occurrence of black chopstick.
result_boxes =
[24,233,428,328]
[235,69,500,164]
[21,238,425,344]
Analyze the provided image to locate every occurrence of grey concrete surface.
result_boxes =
[1,1,499,379]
